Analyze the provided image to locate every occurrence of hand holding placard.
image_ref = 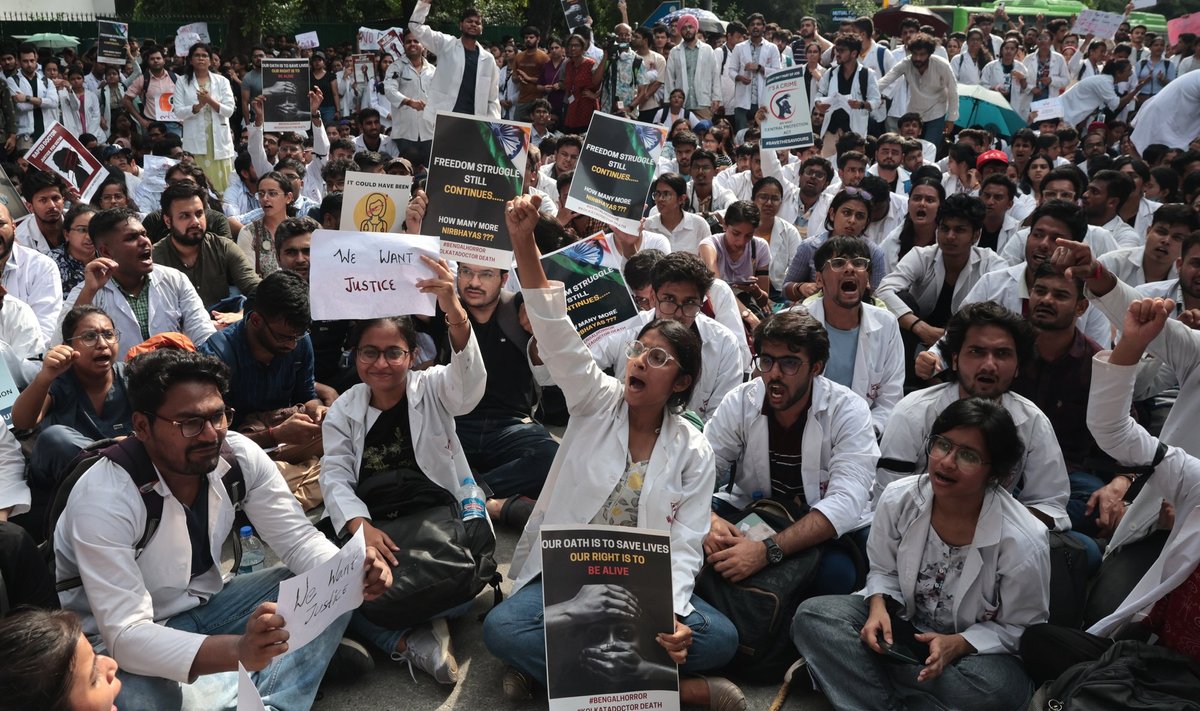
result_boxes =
[276,527,367,655]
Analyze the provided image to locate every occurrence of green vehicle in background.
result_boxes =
[922,0,1167,36]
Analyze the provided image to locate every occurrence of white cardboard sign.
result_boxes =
[276,527,366,655]
[308,229,439,321]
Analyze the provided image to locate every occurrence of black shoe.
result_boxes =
[323,637,375,684]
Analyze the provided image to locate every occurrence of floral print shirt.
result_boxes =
[912,525,969,634]
[591,457,648,527]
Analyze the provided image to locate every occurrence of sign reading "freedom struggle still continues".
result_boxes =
[566,112,667,234]
[423,111,530,268]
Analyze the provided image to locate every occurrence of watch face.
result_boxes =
[766,540,784,563]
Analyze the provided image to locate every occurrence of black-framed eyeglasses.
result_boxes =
[66,329,120,348]
[824,257,871,271]
[656,298,703,318]
[926,434,990,474]
[356,346,411,364]
[145,407,234,438]
[753,354,808,376]
[262,318,308,345]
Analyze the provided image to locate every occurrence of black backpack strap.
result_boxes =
[877,458,918,474]
[219,443,246,573]
[101,438,165,556]
[1123,442,1169,503]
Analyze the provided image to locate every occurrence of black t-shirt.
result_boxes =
[310,318,355,386]
[767,413,807,512]
[928,279,955,328]
[462,314,534,419]
[360,401,447,508]
[826,68,854,135]
[312,72,336,109]
[454,47,480,115]
[184,480,211,580]
[979,226,1000,252]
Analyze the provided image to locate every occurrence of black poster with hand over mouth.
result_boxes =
[262,58,312,132]
[562,0,591,32]
[541,525,679,711]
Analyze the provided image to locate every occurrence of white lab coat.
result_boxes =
[724,39,782,111]
[665,41,722,109]
[384,57,436,142]
[172,72,236,161]
[864,475,1051,655]
[876,244,1008,321]
[950,53,985,86]
[798,300,904,436]
[875,382,1071,531]
[1058,75,1122,128]
[1022,50,1070,104]
[980,59,1031,119]
[1086,352,1200,640]
[706,376,879,534]
[999,224,1121,267]
[815,61,880,138]
[962,262,1114,348]
[1130,70,1200,152]
[510,285,716,617]
[706,279,752,373]
[1099,246,1176,289]
[60,89,102,138]
[589,309,743,422]
[319,329,486,534]
[408,0,501,136]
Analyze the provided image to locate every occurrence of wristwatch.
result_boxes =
[763,537,785,565]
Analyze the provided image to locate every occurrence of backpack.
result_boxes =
[693,498,823,683]
[44,437,247,592]
[1047,530,1090,629]
[1045,640,1200,710]
[139,68,178,120]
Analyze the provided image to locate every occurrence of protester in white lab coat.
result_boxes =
[483,194,745,710]
[407,0,500,138]
[1130,67,1200,152]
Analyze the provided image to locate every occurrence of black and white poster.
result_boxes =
[25,122,106,203]
[96,21,128,66]
[261,58,311,133]
[561,0,591,32]
[541,525,679,711]
[565,112,666,234]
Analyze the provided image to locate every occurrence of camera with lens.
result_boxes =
[604,33,629,57]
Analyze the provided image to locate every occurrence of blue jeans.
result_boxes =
[111,566,351,711]
[27,424,93,490]
[793,594,1034,711]
[1065,471,1106,574]
[922,116,946,145]
[454,416,559,500]
[347,599,474,655]
[318,106,336,125]
[482,580,738,686]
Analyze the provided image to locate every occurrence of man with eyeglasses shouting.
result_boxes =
[53,348,390,708]
[701,310,878,600]
[585,251,743,422]
[796,236,904,438]
[199,270,328,479]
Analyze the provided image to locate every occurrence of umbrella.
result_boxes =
[661,8,726,35]
[957,84,1026,138]
[872,7,949,37]
[13,33,81,50]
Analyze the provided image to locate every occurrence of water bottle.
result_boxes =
[237,526,266,574]
[457,477,487,522]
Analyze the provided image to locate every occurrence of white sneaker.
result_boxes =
[391,618,459,685]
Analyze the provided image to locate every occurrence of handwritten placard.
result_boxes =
[295,31,320,50]
[308,229,439,320]
[177,22,210,43]
[1029,97,1064,121]
[357,27,384,51]
[175,32,202,58]
[237,662,267,711]
[277,526,366,655]
[1071,10,1124,40]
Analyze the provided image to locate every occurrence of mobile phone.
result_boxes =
[879,640,924,665]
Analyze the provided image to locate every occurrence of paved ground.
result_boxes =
[310,525,835,711]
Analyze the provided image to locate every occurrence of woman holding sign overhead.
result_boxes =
[173,43,236,193]
[483,194,745,710]
[319,256,486,685]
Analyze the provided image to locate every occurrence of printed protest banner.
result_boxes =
[0,357,18,425]
[1168,13,1200,44]
[352,54,376,87]
[424,111,530,268]
[541,525,678,711]
[1029,97,1064,121]
[261,58,311,132]
[340,171,413,233]
[565,112,666,234]
[0,167,28,222]
[277,527,366,655]
[378,29,405,60]
[1071,10,1124,39]
[561,0,591,31]
[96,21,128,66]
[236,663,267,711]
[25,123,106,203]
[760,65,815,150]
[295,31,320,50]
[309,229,439,320]
[357,27,384,51]
[533,235,640,345]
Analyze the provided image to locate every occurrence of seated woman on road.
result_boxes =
[792,398,1050,711]
[0,610,121,711]
[318,257,485,685]
[483,194,744,710]
[698,200,771,332]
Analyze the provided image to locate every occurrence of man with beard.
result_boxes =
[664,14,722,120]
[16,170,66,254]
[123,45,180,136]
[199,270,328,462]
[509,26,549,122]
[685,149,735,219]
[726,13,781,133]
[703,310,878,596]
[53,347,389,707]
[814,34,879,158]
[978,173,1021,254]
[0,200,62,345]
[875,299,1070,531]
[877,34,959,144]
[1099,205,1198,288]
[151,183,260,310]
[1082,169,1140,250]
[803,236,904,436]
[867,133,909,195]
[409,0,501,134]
[759,152,832,239]
[999,167,1121,268]
[385,30,436,167]
[66,207,215,359]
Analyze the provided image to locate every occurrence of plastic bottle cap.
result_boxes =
[462,477,476,486]
[240,526,253,537]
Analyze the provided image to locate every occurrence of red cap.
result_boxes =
[976,149,1009,170]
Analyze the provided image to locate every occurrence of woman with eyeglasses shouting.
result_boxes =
[236,170,297,277]
[484,194,746,710]
[15,305,135,503]
[793,397,1049,711]
[317,254,484,684]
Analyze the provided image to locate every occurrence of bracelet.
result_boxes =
[266,425,276,444]
[445,313,469,327]
[909,318,924,333]
[1091,262,1103,281]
